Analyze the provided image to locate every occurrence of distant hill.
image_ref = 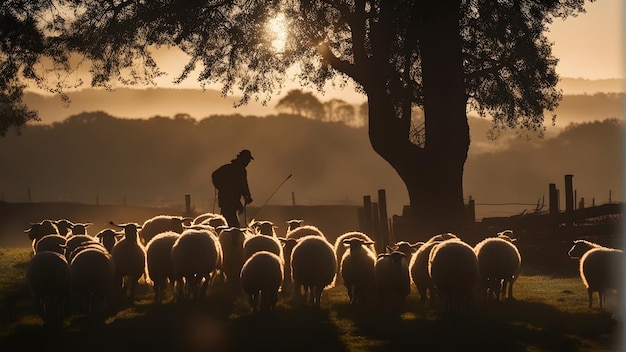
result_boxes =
[0,112,621,219]
[23,78,623,125]
[557,78,624,95]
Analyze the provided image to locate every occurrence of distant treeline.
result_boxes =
[0,112,622,218]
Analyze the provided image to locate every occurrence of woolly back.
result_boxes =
[291,235,337,288]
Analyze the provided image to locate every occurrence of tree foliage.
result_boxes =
[275,89,325,120]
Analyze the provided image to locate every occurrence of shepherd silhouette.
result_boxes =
[212,150,254,227]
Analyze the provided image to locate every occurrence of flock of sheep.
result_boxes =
[22,213,623,324]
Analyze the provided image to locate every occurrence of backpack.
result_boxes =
[211,164,230,190]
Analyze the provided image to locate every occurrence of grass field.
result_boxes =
[0,247,622,352]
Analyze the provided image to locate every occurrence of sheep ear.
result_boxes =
[386,245,394,253]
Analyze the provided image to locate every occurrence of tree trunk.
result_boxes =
[367,1,469,238]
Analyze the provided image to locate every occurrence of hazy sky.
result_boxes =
[150,0,624,103]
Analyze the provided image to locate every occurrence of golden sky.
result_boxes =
[151,0,623,104]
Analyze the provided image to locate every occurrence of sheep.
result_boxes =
[70,247,115,317]
[568,240,624,308]
[333,231,376,285]
[192,212,227,228]
[290,235,337,307]
[26,251,71,323]
[374,251,411,309]
[474,235,522,300]
[285,224,325,240]
[218,227,247,294]
[240,251,284,313]
[249,220,278,237]
[340,237,377,305]
[387,241,423,259]
[109,221,146,302]
[54,219,74,237]
[171,228,223,300]
[64,234,95,262]
[67,240,107,264]
[409,240,441,303]
[95,228,123,253]
[34,234,66,255]
[428,238,479,313]
[243,234,283,262]
[286,219,303,232]
[138,215,191,245]
[426,232,458,243]
[69,222,92,236]
[25,220,59,254]
[145,231,181,303]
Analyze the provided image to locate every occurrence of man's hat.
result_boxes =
[237,149,254,160]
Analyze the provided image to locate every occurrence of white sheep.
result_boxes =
[26,251,71,323]
[374,251,411,309]
[290,234,337,307]
[340,237,377,305]
[34,234,66,255]
[409,240,440,303]
[109,221,146,302]
[240,251,284,313]
[218,227,248,287]
[171,228,223,300]
[138,215,189,245]
[474,235,521,300]
[243,234,283,263]
[70,247,115,317]
[334,231,376,285]
[568,240,624,308]
[428,238,479,312]
[285,224,325,240]
[192,212,227,228]
[145,231,181,303]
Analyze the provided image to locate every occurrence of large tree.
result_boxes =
[6,0,591,235]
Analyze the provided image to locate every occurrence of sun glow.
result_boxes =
[267,13,288,53]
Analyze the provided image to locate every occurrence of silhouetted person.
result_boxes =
[212,150,254,227]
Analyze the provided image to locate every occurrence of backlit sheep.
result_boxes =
[145,231,181,303]
[428,239,479,312]
[286,224,325,240]
[64,234,95,262]
[25,220,59,254]
[334,231,376,284]
[171,228,223,300]
[243,234,283,262]
[374,251,411,309]
[95,228,122,253]
[34,234,66,255]
[139,215,189,245]
[218,227,247,294]
[409,241,440,303]
[290,235,337,307]
[54,219,74,237]
[568,240,624,308]
[69,222,92,236]
[110,221,146,302]
[70,247,115,317]
[340,237,377,305]
[240,251,284,313]
[387,241,422,259]
[286,219,303,232]
[426,232,458,243]
[192,212,228,228]
[250,220,278,237]
[474,235,521,300]
[26,251,71,323]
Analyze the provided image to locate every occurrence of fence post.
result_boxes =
[378,189,389,251]
[371,202,381,253]
[185,193,191,216]
[362,195,372,235]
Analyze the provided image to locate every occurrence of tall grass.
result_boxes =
[0,248,621,352]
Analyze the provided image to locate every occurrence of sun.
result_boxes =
[266,13,288,53]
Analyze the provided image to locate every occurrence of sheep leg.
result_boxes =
[587,288,593,308]
[599,289,605,309]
